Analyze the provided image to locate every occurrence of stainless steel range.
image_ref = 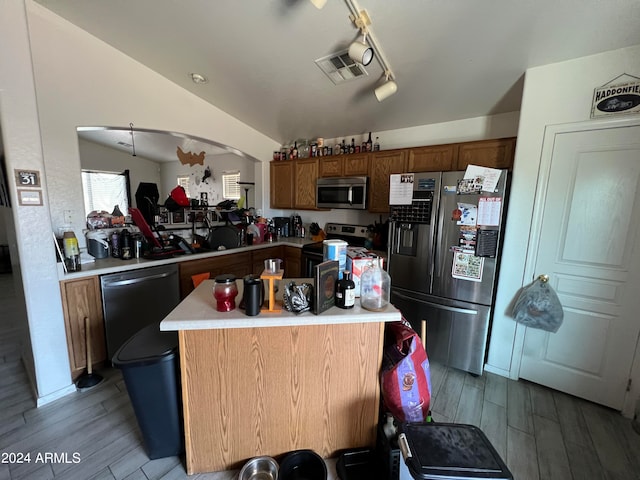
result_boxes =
[301,223,370,277]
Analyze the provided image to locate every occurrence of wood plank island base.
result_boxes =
[160,279,401,475]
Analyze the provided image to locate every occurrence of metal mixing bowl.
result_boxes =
[238,456,279,480]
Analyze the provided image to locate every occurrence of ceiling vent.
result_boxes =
[315,49,368,85]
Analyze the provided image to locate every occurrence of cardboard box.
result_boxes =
[347,248,384,297]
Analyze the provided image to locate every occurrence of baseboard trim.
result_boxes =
[36,383,76,407]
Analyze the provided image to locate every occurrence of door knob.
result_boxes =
[538,274,549,283]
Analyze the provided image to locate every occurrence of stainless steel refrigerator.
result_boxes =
[388,170,509,375]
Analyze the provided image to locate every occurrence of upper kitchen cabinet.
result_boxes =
[407,144,457,172]
[369,149,407,213]
[294,158,320,210]
[319,153,370,178]
[456,138,516,170]
[270,160,294,209]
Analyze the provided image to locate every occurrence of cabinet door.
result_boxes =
[179,252,252,298]
[456,138,516,170]
[318,156,343,177]
[251,246,284,275]
[294,158,320,210]
[407,145,456,172]
[60,276,106,380]
[270,161,294,209]
[283,246,301,278]
[343,153,370,176]
[368,150,407,213]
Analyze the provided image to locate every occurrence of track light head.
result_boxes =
[374,77,398,102]
[348,35,374,66]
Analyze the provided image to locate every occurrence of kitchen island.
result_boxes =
[160,278,401,474]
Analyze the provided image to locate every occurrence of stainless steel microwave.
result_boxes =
[316,176,368,210]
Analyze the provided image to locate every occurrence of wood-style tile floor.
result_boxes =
[1,272,639,479]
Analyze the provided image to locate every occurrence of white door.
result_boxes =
[519,122,640,410]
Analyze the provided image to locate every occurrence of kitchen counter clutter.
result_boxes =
[161,277,401,474]
[56,237,309,280]
[161,278,400,330]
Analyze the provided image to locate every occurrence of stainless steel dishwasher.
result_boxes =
[101,264,180,360]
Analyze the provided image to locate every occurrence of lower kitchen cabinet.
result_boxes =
[251,245,301,278]
[251,246,282,275]
[283,246,301,278]
[179,252,252,298]
[60,276,106,380]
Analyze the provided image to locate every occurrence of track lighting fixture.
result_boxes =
[348,33,374,66]
[344,0,399,101]
[374,72,398,102]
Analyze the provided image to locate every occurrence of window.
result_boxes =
[81,170,130,216]
[177,175,191,198]
[222,172,241,200]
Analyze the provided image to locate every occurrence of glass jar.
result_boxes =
[213,274,238,312]
[360,258,390,311]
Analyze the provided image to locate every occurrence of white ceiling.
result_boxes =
[37,0,640,162]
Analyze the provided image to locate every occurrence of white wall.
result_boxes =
[0,0,280,403]
[486,44,640,394]
[160,153,255,207]
[0,0,74,404]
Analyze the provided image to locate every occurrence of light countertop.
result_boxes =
[57,238,310,280]
[160,278,401,331]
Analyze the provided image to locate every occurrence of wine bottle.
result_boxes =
[349,138,355,154]
[373,136,380,151]
[292,141,298,159]
[366,132,373,152]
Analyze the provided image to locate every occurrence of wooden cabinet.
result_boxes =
[269,138,515,211]
[294,158,319,210]
[318,156,343,177]
[319,153,369,177]
[251,246,283,275]
[60,276,106,380]
[283,246,301,278]
[456,138,516,170]
[270,161,294,209]
[407,144,457,172]
[179,252,252,298]
[368,149,407,213]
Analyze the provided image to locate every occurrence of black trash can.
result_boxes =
[112,323,183,459]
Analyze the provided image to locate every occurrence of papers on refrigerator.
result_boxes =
[389,173,414,205]
[462,165,502,193]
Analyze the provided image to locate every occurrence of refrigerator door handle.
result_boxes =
[393,291,478,315]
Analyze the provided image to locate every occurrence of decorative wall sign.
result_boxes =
[591,73,640,118]
[14,169,41,187]
[18,189,43,206]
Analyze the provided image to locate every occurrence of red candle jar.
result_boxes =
[213,274,238,312]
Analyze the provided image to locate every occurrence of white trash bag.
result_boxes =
[512,275,564,333]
